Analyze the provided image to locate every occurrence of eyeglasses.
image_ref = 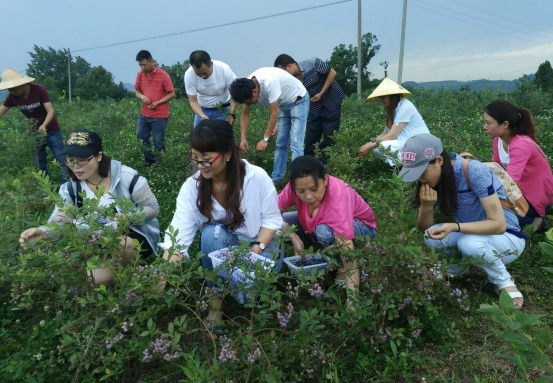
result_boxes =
[65,156,94,167]
[188,153,222,168]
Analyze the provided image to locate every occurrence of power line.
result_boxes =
[406,0,544,44]
[445,0,553,38]
[406,39,553,76]
[73,0,352,53]
[412,0,552,43]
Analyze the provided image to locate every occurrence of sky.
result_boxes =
[3,0,553,85]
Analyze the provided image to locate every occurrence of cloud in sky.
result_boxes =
[3,0,553,85]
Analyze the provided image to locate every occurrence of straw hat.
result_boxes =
[0,68,35,90]
[366,77,411,102]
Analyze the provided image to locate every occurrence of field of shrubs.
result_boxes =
[0,79,552,382]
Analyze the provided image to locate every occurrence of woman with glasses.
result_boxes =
[279,156,377,310]
[19,129,161,284]
[161,119,283,328]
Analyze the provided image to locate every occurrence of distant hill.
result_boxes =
[403,75,535,92]
[123,83,134,92]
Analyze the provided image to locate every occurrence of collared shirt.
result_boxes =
[248,67,307,106]
[161,160,283,257]
[184,60,236,108]
[298,58,344,115]
[134,65,175,119]
[451,153,525,239]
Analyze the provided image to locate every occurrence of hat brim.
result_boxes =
[62,145,98,158]
[399,163,429,182]
[0,77,35,90]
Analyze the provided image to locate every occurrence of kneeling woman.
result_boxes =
[19,129,161,284]
[484,99,553,228]
[161,119,283,326]
[357,77,430,165]
[399,134,526,308]
[279,156,377,308]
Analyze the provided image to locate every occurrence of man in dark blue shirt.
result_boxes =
[275,54,344,163]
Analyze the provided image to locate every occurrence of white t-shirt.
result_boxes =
[161,160,283,257]
[391,98,430,146]
[498,138,510,168]
[81,181,115,207]
[248,67,307,106]
[184,60,237,108]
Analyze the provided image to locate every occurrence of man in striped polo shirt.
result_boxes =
[275,54,344,163]
[134,50,176,165]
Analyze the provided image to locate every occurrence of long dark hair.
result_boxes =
[189,119,246,231]
[485,100,538,142]
[289,156,327,191]
[385,94,402,128]
[412,151,458,216]
[66,153,111,182]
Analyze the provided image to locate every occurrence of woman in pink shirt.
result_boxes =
[484,100,553,228]
[278,156,377,308]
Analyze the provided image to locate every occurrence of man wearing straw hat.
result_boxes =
[0,68,67,181]
[357,77,430,167]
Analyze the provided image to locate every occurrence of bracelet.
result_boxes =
[456,222,461,232]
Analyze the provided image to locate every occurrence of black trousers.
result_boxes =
[304,104,342,163]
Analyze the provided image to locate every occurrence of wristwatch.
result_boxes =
[252,241,265,250]
[263,136,270,142]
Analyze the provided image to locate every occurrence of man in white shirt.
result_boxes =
[230,67,309,182]
[184,50,238,127]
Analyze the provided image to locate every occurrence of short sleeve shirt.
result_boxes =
[3,84,60,131]
[184,60,236,108]
[298,58,344,115]
[248,67,307,106]
[451,153,524,238]
[134,66,175,118]
[392,98,430,145]
[278,175,376,240]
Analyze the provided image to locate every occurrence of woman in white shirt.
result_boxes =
[357,78,430,166]
[162,119,283,327]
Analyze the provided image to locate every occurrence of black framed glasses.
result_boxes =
[65,156,94,167]
[188,153,222,169]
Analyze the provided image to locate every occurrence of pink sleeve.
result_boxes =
[492,137,501,165]
[278,183,295,210]
[163,72,175,92]
[134,72,141,91]
[330,186,356,240]
[506,141,530,183]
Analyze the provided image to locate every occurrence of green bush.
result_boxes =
[0,88,552,382]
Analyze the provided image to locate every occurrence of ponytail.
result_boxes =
[485,100,538,142]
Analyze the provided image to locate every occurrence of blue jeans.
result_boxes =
[32,130,67,183]
[518,199,540,226]
[199,223,284,304]
[282,211,376,248]
[424,223,525,287]
[272,94,310,182]
[136,115,168,163]
[193,107,228,127]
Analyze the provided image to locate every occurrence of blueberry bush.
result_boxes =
[0,85,552,382]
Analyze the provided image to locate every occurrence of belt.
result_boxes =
[202,102,230,111]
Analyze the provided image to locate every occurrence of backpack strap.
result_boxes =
[462,159,472,189]
[128,173,140,202]
[520,137,547,160]
[67,181,84,209]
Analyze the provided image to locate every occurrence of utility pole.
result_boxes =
[357,0,362,100]
[67,48,72,102]
[397,0,408,84]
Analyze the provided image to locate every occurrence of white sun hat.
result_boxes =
[366,77,411,102]
[0,68,35,90]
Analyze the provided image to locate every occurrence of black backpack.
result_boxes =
[67,174,140,209]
